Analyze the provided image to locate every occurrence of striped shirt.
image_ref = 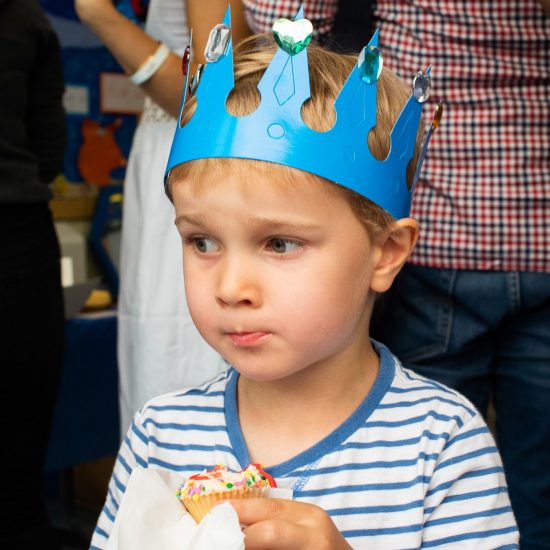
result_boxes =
[91,343,518,549]
[375,0,550,272]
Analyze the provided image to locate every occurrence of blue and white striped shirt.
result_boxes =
[91,343,518,549]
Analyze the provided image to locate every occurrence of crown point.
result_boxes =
[223,4,231,26]
[295,4,305,20]
[182,44,191,75]
[369,28,380,48]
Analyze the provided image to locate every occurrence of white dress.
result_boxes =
[117,0,226,435]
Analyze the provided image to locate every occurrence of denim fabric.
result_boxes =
[372,265,550,550]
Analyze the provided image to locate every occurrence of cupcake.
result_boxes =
[177,463,277,523]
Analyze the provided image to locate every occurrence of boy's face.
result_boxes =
[173,167,377,382]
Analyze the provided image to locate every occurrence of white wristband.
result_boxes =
[129,43,170,85]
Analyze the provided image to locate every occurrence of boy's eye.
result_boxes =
[268,238,301,254]
[194,237,218,253]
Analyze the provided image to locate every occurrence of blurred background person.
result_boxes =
[371,1,550,547]
[0,0,66,548]
[75,0,250,434]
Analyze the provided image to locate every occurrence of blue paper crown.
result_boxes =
[166,6,434,219]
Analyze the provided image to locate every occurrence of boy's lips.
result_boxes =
[226,331,271,347]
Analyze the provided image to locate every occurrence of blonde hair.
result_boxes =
[169,35,422,234]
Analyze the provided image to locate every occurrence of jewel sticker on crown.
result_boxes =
[166,6,439,219]
[413,69,431,103]
[412,100,443,190]
[181,44,190,76]
[177,30,193,128]
[205,23,231,62]
[358,45,383,84]
[272,17,313,56]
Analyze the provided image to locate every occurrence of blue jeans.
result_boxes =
[372,265,550,550]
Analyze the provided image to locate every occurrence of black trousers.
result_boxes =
[0,203,64,550]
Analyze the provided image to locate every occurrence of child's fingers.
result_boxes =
[228,498,351,550]
[242,519,308,550]
[228,497,313,526]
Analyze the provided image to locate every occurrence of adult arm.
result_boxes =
[539,0,550,15]
[186,0,250,64]
[75,0,249,118]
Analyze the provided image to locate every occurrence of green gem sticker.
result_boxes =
[273,17,313,56]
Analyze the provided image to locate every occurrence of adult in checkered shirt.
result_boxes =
[369,1,550,548]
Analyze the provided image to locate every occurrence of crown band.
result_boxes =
[166,7,436,219]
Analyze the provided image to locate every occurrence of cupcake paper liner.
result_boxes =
[183,486,269,523]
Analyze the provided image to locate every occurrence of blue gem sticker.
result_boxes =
[358,45,383,84]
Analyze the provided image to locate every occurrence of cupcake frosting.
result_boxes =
[178,464,276,501]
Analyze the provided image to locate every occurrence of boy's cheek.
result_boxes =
[183,278,211,325]
[186,304,216,345]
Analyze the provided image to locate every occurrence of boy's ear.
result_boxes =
[370,218,419,293]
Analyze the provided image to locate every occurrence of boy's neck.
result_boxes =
[236,340,380,468]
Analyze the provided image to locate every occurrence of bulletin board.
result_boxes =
[40,0,142,185]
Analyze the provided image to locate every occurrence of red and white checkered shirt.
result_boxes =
[375,0,550,272]
[242,0,338,44]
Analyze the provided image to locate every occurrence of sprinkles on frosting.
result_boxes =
[177,464,276,502]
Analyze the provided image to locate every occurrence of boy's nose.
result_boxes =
[215,257,262,308]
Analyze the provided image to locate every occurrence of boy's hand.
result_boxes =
[229,498,353,550]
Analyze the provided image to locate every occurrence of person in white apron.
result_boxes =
[76,0,249,433]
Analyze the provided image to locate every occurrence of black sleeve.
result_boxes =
[332,0,375,53]
[26,4,67,184]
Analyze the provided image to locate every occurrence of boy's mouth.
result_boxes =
[226,331,271,347]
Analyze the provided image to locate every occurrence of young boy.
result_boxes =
[91,13,519,550]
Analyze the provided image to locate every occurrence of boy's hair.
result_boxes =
[169,35,422,235]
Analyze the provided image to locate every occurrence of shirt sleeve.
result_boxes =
[89,411,150,550]
[421,413,519,548]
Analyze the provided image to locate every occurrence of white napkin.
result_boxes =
[105,468,245,550]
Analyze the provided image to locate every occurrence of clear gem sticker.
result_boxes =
[413,71,432,103]
[204,24,231,63]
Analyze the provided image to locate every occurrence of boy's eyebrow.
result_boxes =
[175,214,208,229]
[175,214,323,231]
[244,217,323,231]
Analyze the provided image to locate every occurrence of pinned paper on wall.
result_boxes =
[100,72,145,114]
[63,85,90,115]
